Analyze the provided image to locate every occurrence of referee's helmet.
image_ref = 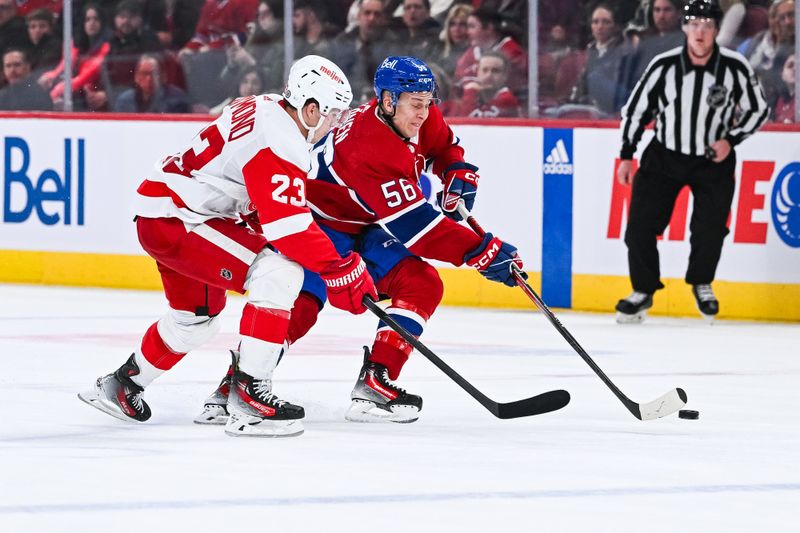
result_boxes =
[683,0,724,26]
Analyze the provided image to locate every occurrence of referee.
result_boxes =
[615,0,768,323]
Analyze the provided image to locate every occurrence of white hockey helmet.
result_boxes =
[283,55,353,116]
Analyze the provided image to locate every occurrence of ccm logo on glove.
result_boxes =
[469,238,500,268]
[463,233,525,287]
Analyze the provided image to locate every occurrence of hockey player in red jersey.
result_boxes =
[197,56,526,424]
[78,55,378,438]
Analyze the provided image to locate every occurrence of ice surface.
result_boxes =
[0,284,798,532]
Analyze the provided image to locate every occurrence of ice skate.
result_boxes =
[193,367,232,425]
[692,284,719,322]
[78,354,152,422]
[225,366,304,438]
[345,347,422,424]
[615,291,653,324]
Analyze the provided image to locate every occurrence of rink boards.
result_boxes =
[0,113,798,321]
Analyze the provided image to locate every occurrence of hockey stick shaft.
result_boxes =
[456,204,684,420]
[362,296,569,419]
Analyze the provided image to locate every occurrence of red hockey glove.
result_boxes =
[320,252,378,314]
[463,233,526,287]
[438,162,479,221]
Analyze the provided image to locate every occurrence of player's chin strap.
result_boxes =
[297,104,322,143]
[377,100,410,142]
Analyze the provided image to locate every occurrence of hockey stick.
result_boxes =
[362,296,570,419]
[456,203,687,421]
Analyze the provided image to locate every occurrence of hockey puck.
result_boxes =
[678,409,699,420]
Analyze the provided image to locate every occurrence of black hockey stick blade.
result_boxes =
[493,389,571,419]
[363,296,570,419]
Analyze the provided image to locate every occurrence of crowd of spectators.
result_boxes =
[0,0,796,122]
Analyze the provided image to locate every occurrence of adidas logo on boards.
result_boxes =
[542,139,574,175]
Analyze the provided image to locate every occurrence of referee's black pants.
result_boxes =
[624,140,736,294]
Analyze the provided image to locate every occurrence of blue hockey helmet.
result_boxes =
[373,56,436,107]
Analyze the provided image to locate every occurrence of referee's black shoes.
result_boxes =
[615,291,654,324]
[692,284,719,321]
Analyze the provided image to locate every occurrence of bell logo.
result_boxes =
[3,137,85,226]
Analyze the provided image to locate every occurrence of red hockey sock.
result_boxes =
[286,292,322,345]
[370,330,412,380]
[141,322,186,370]
[369,258,444,380]
[239,303,291,344]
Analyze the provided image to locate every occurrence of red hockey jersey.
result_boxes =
[134,95,342,272]
[307,99,483,266]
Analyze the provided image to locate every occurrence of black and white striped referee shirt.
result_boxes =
[620,44,769,159]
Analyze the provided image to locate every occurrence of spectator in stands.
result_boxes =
[0,0,31,68]
[292,0,337,58]
[165,0,207,50]
[13,0,61,18]
[39,3,112,111]
[106,0,165,102]
[620,0,684,98]
[393,0,441,60]
[432,3,473,74]
[428,59,455,114]
[114,53,189,112]
[0,47,53,110]
[479,0,526,24]
[454,8,527,94]
[178,0,249,107]
[538,0,582,48]
[452,51,521,118]
[220,0,284,96]
[26,8,61,74]
[179,0,259,56]
[210,64,265,115]
[771,51,795,123]
[382,0,461,24]
[718,0,747,48]
[331,0,398,104]
[738,0,795,72]
[570,3,629,116]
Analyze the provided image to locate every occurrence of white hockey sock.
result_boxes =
[131,351,164,388]
[238,336,284,379]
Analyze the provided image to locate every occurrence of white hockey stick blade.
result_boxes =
[636,388,687,420]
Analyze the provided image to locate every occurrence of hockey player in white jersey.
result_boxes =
[78,55,378,438]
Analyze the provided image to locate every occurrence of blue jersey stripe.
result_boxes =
[383,202,441,245]
[379,314,424,336]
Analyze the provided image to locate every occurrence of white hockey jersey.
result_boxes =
[133,95,342,272]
